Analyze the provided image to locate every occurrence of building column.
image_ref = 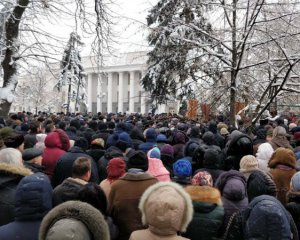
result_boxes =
[129,71,135,112]
[107,72,113,113]
[96,73,102,113]
[87,73,93,112]
[141,71,147,114]
[118,72,124,113]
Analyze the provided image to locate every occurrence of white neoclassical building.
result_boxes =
[84,51,151,114]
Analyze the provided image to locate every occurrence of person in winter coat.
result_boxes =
[99,157,126,200]
[256,142,274,173]
[286,172,300,235]
[160,144,175,176]
[173,131,188,160]
[268,147,297,205]
[184,185,224,240]
[146,147,170,181]
[172,159,192,186]
[109,151,158,240]
[224,195,298,240]
[224,130,253,170]
[246,170,277,202]
[86,137,106,164]
[42,129,70,178]
[130,127,145,150]
[52,157,91,206]
[51,137,99,187]
[239,155,259,180]
[0,173,52,240]
[22,148,45,173]
[215,170,248,234]
[208,121,225,149]
[156,133,169,149]
[0,148,33,226]
[138,127,157,153]
[3,132,25,153]
[78,183,119,240]
[194,148,225,183]
[34,133,47,151]
[252,128,267,155]
[270,126,293,150]
[129,182,193,240]
[39,200,110,240]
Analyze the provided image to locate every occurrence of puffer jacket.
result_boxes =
[224,195,298,240]
[42,129,70,178]
[184,186,224,240]
[147,158,170,182]
[215,170,248,234]
[129,182,193,240]
[0,163,32,226]
[39,201,110,240]
[0,173,52,240]
[287,191,300,235]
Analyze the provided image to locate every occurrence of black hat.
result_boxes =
[127,151,148,171]
[4,132,24,148]
[22,148,43,161]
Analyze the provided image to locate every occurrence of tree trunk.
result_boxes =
[230,0,237,125]
[0,0,30,117]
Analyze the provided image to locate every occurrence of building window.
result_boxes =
[117,77,119,86]
[128,91,130,102]
[128,76,130,85]
[117,91,119,101]
[139,91,141,103]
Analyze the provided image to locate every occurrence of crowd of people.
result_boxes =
[0,111,300,240]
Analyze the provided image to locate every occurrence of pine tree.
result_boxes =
[142,0,221,105]
[56,32,87,113]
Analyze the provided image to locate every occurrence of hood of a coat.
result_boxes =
[147,158,170,178]
[185,185,222,206]
[39,200,110,240]
[268,147,296,169]
[14,172,52,221]
[44,129,70,151]
[139,182,193,235]
[0,163,32,186]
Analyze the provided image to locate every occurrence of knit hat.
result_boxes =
[0,127,13,140]
[291,172,300,192]
[22,148,43,161]
[161,144,174,157]
[220,128,229,136]
[145,128,157,141]
[91,138,105,148]
[239,155,259,173]
[173,160,192,178]
[74,137,89,151]
[127,151,149,171]
[4,132,24,148]
[107,158,126,182]
[147,147,161,159]
[247,170,277,202]
[192,171,213,186]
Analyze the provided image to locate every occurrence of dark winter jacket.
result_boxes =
[161,154,175,176]
[215,170,248,234]
[173,132,188,160]
[184,186,224,240]
[138,128,157,153]
[130,127,145,150]
[52,177,87,206]
[287,191,300,235]
[24,162,45,173]
[0,173,52,240]
[87,148,106,163]
[42,129,70,178]
[0,163,32,226]
[98,146,124,182]
[208,122,225,149]
[225,132,253,170]
[51,146,99,187]
[224,195,298,240]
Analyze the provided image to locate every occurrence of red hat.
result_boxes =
[107,158,126,183]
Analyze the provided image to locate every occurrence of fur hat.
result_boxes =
[4,132,24,148]
[220,128,229,136]
[239,155,259,173]
[147,147,161,159]
[185,185,222,205]
[291,172,300,192]
[138,182,193,233]
[173,159,192,178]
[247,170,277,202]
[22,148,43,161]
[91,138,105,148]
[161,144,174,157]
[192,171,213,186]
[127,151,148,171]
[268,147,296,169]
[107,158,126,182]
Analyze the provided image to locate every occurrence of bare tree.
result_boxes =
[0,0,114,117]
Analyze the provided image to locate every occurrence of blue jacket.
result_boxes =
[0,173,53,240]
